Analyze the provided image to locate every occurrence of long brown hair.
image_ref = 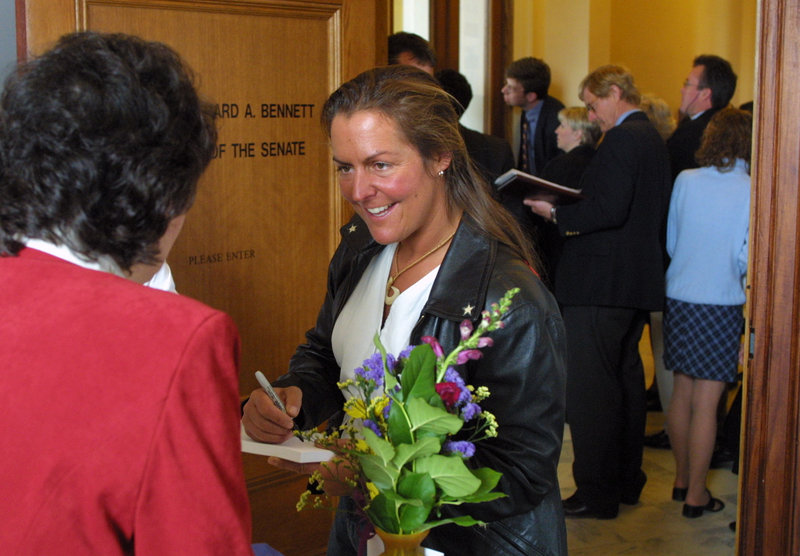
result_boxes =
[321,65,539,269]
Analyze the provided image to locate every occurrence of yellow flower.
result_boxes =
[344,398,368,419]
[366,482,379,500]
[354,438,370,453]
[370,395,390,420]
[473,385,490,402]
[483,411,499,437]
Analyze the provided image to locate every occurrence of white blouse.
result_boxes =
[331,242,439,383]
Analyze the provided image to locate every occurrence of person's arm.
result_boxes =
[459,296,566,520]
[245,238,357,433]
[134,312,253,555]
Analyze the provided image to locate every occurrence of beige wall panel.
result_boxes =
[512,0,756,115]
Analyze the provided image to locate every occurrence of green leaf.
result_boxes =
[407,397,464,436]
[374,333,400,394]
[365,493,399,533]
[469,466,504,494]
[362,426,395,464]
[387,399,413,445]
[434,467,506,505]
[448,491,507,504]
[358,454,399,492]
[396,472,436,532]
[400,344,437,401]
[392,436,440,468]
[417,514,486,532]
[414,454,481,497]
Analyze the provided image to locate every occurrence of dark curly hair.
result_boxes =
[695,107,752,173]
[0,31,217,271]
[321,65,538,270]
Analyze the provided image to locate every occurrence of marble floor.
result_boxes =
[558,327,740,555]
[558,414,739,555]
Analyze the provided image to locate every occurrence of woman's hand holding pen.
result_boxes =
[242,384,302,443]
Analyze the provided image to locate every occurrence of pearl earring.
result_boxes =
[438,170,445,176]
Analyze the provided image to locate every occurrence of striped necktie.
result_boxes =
[520,113,530,173]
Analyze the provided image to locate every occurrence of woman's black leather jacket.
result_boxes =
[274,214,567,555]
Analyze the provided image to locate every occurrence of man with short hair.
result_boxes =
[502,57,564,176]
[388,31,436,75]
[667,54,737,180]
[528,65,672,520]
[436,68,515,185]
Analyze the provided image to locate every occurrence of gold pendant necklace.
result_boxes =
[385,229,456,305]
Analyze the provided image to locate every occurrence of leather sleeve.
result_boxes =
[418,257,567,521]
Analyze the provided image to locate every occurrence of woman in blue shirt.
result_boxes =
[663,107,752,518]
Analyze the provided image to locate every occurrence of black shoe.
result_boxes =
[710,446,735,469]
[645,383,663,411]
[682,490,725,518]
[620,470,647,505]
[562,494,618,519]
[672,487,688,502]
[643,429,671,449]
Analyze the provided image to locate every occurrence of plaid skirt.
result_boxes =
[663,297,743,382]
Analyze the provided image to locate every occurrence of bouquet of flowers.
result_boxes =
[297,288,519,536]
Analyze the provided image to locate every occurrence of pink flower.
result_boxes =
[477,337,494,348]
[421,336,444,358]
[459,320,473,340]
[436,382,461,408]
[456,349,483,365]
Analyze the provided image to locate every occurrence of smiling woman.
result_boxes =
[242,65,569,555]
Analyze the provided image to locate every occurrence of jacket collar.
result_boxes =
[339,213,494,322]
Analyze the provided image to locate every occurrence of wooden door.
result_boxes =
[739,0,800,553]
[17,1,387,553]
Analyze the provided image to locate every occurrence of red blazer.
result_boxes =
[0,248,252,555]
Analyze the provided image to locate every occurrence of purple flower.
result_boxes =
[383,399,393,418]
[444,440,476,458]
[355,353,384,385]
[363,419,383,437]
[421,336,444,358]
[398,345,414,360]
[461,402,482,421]
[459,319,473,340]
[456,349,483,365]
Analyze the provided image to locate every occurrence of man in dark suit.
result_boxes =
[666,54,737,180]
[436,68,515,185]
[502,57,564,176]
[528,65,672,519]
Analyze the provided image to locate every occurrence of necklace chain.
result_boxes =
[385,230,456,306]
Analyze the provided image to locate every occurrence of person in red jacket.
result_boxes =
[0,32,255,555]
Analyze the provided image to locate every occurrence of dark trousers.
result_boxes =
[562,305,648,513]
